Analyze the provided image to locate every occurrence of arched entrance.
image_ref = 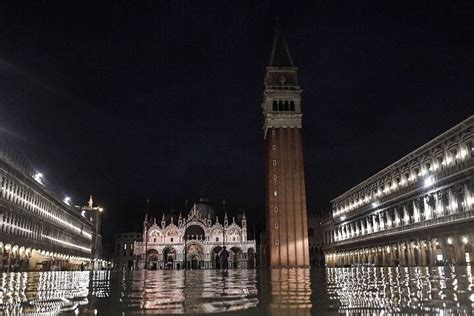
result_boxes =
[445,244,456,264]
[185,243,204,269]
[163,247,176,269]
[190,254,200,269]
[185,224,205,241]
[146,249,159,270]
[230,247,243,269]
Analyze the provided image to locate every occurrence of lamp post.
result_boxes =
[83,195,103,271]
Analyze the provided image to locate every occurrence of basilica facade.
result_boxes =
[134,199,256,269]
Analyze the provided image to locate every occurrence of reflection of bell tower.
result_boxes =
[263,26,309,267]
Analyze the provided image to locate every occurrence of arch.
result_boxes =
[163,247,177,269]
[146,249,159,270]
[229,246,243,269]
[148,229,161,237]
[185,224,205,241]
[185,242,204,269]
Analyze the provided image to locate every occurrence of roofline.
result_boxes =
[331,115,474,203]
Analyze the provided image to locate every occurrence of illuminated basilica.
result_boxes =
[134,199,256,269]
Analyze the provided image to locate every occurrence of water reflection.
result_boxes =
[325,266,474,315]
[269,268,312,315]
[1,271,91,314]
[1,267,474,314]
[98,269,258,314]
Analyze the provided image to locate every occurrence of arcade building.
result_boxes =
[133,199,256,269]
[322,116,474,267]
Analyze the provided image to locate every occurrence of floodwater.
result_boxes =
[1,267,473,315]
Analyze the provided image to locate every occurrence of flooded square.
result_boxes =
[1,266,473,315]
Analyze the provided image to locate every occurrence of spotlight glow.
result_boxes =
[424,176,434,188]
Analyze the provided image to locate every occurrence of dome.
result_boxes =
[193,198,218,219]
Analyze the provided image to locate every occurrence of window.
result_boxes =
[284,101,289,111]
[123,243,127,250]
[274,223,279,229]
[274,239,279,245]
[278,101,283,111]
[273,175,278,181]
[290,101,295,111]
[170,238,174,242]
[272,160,277,166]
[216,237,219,241]
[272,145,277,151]
[273,206,279,212]
[153,238,157,242]
[272,101,277,111]
[273,190,278,196]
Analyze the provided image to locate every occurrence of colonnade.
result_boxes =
[326,182,473,244]
[326,233,474,267]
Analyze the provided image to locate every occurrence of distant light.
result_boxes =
[63,196,71,206]
[462,236,468,244]
[98,207,104,213]
[424,176,434,188]
[33,172,44,185]
[340,215,346,221]
[81,210,86,217]
[371,202,379,208]
[447,237,453,245]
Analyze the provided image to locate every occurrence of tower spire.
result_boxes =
[269,23,294,67]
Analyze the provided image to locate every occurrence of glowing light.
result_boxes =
[33,172,44,185]
[462,236,468,244]
[424,176,434,188]
[447,238,453,245]
[63,196,71,206]
[340,215,346,221]
[4,189,92,239]
[42,234,91,253]
[3,222,32,234]
[371,202,379,208]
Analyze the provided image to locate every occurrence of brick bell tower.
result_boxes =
[263,26,310,267]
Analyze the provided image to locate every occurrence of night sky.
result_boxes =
[0,1,472,244]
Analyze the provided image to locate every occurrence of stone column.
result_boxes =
[408,241,415,266]
[431,239,438,265]
[399,242,406,266]
[455,235,465,265]
[379,213,384,231]
[413,201,420,223]
[419,240,427,266]
[386,211,392,229]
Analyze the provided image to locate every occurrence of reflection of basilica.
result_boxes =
[134,199,256,269]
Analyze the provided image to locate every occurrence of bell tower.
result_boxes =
[263,26,310,267]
